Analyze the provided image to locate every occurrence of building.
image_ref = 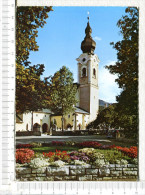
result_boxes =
[16,17,100,133]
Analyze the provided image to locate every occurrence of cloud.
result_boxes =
[93,36,102,41]
[99,61,121,103]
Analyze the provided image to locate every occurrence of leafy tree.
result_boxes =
[16,7,53,113]
[106,7,138,138]
[49,66,78,131]
[16,6,53,66]
[16,63,51,113]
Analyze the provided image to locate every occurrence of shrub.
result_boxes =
[16,148,34,164]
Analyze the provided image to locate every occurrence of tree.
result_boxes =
[16,7,53,113]
[16,6,53,66]
[106,7,138,138]
[49,66,78,131]
[16,63,51,113]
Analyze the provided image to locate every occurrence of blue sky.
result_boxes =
[29,6,127,103]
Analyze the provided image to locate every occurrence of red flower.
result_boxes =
[16,148,34,164]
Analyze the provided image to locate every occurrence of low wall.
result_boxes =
[16,164,138,181]
[16,131,41,136]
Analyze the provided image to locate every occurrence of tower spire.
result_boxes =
[81,14,96,54]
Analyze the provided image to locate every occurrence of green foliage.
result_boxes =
[16,6,53,66]
[49,66,78,130]
[16,7,52,113]
[105,7,139,138]
[96,149,131,164]
[87,104,119,129]
[16,63,51,113]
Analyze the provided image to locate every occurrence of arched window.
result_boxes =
[82,68,86,77]
[93,68,96,78]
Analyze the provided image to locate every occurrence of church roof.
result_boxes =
[81,17,96,54]
[51,106,89,116]
[75,107,89,115]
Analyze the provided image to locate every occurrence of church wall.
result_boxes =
[89,85,99,122]
[51,114,74,130]
[16,112,32,132]
[16,112,50,132]
[33,112,50,132]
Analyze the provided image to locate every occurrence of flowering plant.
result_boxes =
[16,148,34,164]
[77,141,102,148]
[50,160,66,167]
[78,148,95,155]
[69,151,90,163]
[94,159,106,167]
[115,159,128,165]
[16,144,33,149]
[29,158,50,168]
[115,146,137,158]
[43,150,70,162]
[52,141,65,146]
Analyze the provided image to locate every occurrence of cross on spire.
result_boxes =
[87,11,90,21]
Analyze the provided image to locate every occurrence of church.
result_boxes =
[16,17,100,133]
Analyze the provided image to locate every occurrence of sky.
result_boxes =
[29,6,127,103]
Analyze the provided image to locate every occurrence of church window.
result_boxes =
[82,58,86,62]
[93,68,96,78]
[82,67,86,77]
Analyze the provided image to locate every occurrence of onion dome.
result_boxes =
[81,17,96,54]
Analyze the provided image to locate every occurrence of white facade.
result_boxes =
[76,53,100,122]
[16,109,51,133]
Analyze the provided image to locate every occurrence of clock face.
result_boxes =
[82,58,86,62]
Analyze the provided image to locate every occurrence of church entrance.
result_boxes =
[42,123,48,133]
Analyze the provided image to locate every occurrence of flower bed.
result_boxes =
[16,148,34,164]
[115,146,137,158]
[15,145,138,181]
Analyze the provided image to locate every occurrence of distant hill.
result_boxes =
[99,99,112,107]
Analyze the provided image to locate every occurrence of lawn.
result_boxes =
[32,146,79,153]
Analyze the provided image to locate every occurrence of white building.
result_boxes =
[16,17,99,133]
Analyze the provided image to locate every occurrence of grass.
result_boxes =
[32,146,79,153]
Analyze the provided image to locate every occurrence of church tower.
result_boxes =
[76,17,100,122]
